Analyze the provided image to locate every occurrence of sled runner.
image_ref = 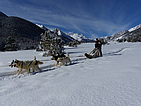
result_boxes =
[84,53,94,59]
[84,48,100,59]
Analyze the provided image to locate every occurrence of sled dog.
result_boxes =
[51,53,66,66]
[9,56,43,75]
[57,53,71,67]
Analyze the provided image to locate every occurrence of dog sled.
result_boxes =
[84,48,100,59]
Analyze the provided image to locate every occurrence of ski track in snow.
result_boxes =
[0,42,141,106]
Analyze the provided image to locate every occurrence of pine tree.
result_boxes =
[5,31,20,51]
[40,30,52,56]
[52,28,64,55]
[40,29,64,56]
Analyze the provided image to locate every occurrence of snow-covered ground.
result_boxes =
[0,42,141,106]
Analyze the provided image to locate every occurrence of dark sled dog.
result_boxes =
[56,53,71,67]
[9,56,43,75]
[51,53,71,67]
[51,53,66,66]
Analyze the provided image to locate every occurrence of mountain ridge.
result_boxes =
[36,24,93,43]
[0,12,84,51]
[67,32,93,42]
[105,24,141,42]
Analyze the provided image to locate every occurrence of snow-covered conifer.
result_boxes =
[5,30,20,51]
[40,29,64,56]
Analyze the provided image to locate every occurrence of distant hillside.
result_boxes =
[0,12,45,50]
[105,24,141,42]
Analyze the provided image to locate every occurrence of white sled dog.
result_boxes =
[56,53,71,67]
[9,56,43,75]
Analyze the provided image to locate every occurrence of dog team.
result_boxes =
[9,53,71,75]
[9,38,103,75]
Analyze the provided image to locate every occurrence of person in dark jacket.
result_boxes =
[95,38,102,57]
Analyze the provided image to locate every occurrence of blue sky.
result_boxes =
[0,0,141,39]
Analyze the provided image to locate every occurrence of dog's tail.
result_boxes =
[34,56,43,64]
[66,53,69,57]
[34,56,36,60]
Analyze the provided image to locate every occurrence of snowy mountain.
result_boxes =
[36,24,75,43]
[67,32,93,42]
[128,24,141,32]
[105,24,141,42]
[105,30,129,41]
[55,29,75,43]
[36,24,48,31]
[36,24,93,43]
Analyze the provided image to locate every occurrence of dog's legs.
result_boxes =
[17,69,22,75]
[55,61,59,67]
[58,62,62,67]
[58,64,61,68]
[65,62,67,66]
[27,68,30,73]
[17,70,19,73]
[60,62,64,67]
[69,59,71,65]
[32,68,35,72]
[37,66,42,71]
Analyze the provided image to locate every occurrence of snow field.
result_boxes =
[0,42,141,106]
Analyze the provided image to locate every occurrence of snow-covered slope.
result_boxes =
[56,29,74,43]
[36,24,48,31]
[68,33,93,42]
[105,23,141,42]
[105,30,129,41]
[0,42,141,106]
[128,24,141,32]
